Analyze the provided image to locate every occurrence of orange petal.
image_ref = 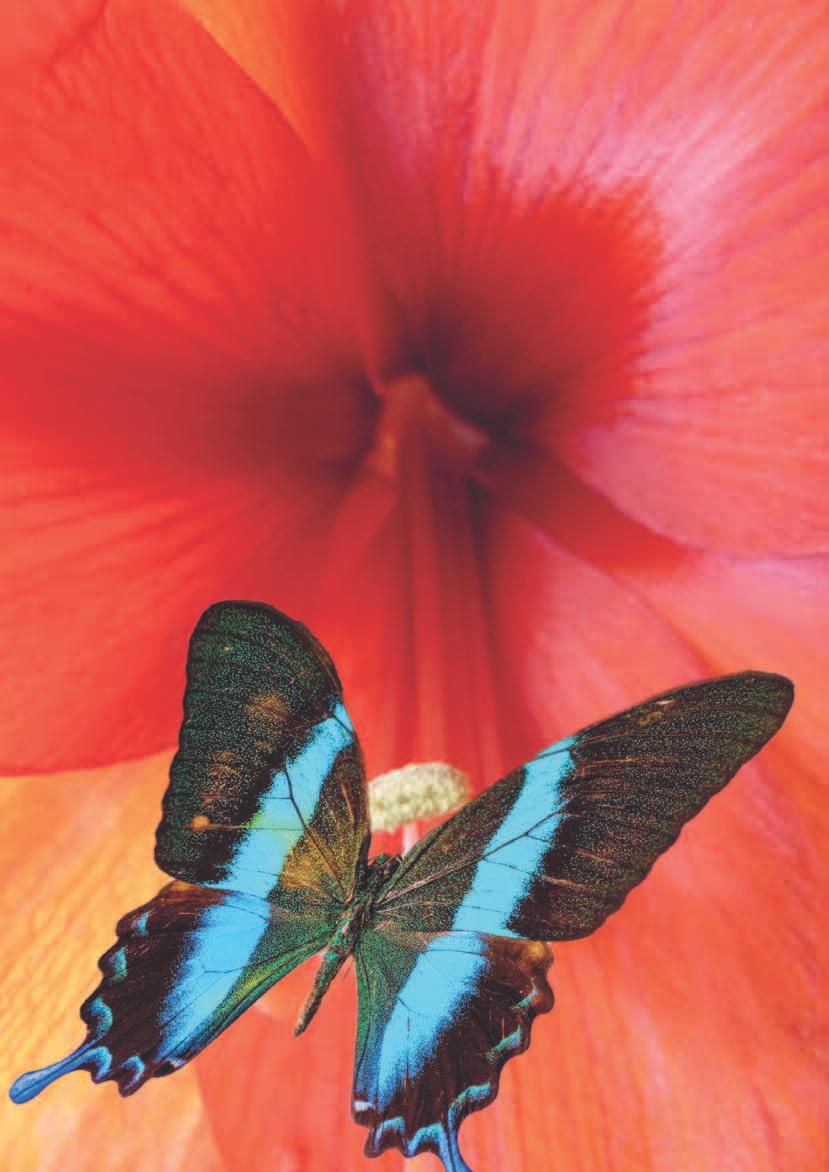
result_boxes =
[178,0,319,151]
[0,754,222,1171]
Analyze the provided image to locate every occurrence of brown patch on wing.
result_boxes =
[204,749,241,799]
[245,691,290,730]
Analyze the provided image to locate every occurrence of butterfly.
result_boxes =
[10,601,793,1172]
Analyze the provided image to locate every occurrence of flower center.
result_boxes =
[368,374,489,479]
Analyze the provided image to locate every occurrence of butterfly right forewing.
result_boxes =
[376,671,793,941]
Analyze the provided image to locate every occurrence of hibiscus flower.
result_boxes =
[0,2,825,1170]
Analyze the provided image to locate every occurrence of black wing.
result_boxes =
[350,672,792,1169]
[11,601,369,1103]
[157,600,369,905]
[376,672,793,940]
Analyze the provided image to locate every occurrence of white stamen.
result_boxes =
[368,762,471,833]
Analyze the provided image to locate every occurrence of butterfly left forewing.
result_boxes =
[157,601,369,905]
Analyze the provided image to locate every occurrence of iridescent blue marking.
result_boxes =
[220,701,353,898]
[371,1113,471,1172]
[121,1055,145,1091]
[88,1045,113,1083]
[87,997,113,1033]
[9,1043,111,1104]
[372,737,575,1110]
[154,707,351,1064]
[451,737,575,935]
[110,948,127,983]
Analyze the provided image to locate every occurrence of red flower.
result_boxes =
[0,2,825,1169]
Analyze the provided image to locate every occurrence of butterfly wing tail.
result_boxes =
[353,929,553,1172]
[439,1125,476,1172]
[9,1040,111,1104]
[9,880,332,1103]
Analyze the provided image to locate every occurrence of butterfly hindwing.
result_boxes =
[157,601,369,904]
[10,881,331,1103]
[353,928,553,1172]
[352,672,792,1166]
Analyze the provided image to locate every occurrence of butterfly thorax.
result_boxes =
[293,852,401,1037]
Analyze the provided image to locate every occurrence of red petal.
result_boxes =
[0,0,382,771]
[189,1,828,555]
[0,0,370,478]
[0,452,344,771]
[484,505,707,748]
[542,7,829,556]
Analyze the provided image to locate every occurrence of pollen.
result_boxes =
[368,762,472,832]
[191,814,210,831]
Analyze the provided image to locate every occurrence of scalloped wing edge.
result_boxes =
[353,939,554,1172]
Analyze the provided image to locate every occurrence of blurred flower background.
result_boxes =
[0,1,825,1170]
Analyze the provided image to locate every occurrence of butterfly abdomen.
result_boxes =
[294,853,403,1036]
[293,938,349,1037]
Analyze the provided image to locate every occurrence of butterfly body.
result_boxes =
[10,601,794,1172]
[295,852,401,1036]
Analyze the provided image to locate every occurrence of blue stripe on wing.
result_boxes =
[353,931,553,1172]
[214,701,355,898]
[10,884,332,1103]
[450,738,576,935]
[146,896,274,1069]
[374,935,486,1109]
